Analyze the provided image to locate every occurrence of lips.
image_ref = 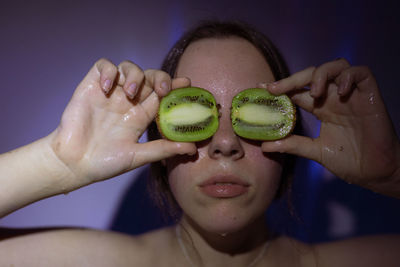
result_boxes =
[199,175,250,198]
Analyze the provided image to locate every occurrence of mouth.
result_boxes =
[199,175,250,198]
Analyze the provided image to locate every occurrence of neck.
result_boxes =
[177,215,271,267]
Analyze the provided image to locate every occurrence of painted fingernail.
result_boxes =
[266,81,279,90]
[127,83,137,98]
[161,81,169,91]
[103,79,112,92]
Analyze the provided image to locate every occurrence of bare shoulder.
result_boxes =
[0,226,177,267]
[312,234,400,267]
[269,234,400,267]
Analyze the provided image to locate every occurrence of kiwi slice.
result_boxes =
[231,88,295,140]
[157,87,219,142]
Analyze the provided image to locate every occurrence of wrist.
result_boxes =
[0,133,85,217]
[42,130,97,193]
[367,141,400,199]
[38,132,81,193]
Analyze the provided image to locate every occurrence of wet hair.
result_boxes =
[147,20,302,220]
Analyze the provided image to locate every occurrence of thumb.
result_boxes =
[261,135,321,163]
[130,140,197,168]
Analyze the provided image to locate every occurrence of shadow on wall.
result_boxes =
[111,160,400,242]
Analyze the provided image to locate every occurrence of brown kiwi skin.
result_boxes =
[231,88,296,141]
[156,87,219,142]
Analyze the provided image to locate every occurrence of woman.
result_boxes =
[0,21,399,266]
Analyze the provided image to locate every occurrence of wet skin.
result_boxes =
[166,37,284,238]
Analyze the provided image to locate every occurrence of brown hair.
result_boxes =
[147,20,302,220]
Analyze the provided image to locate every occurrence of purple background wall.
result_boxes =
[1,0,399,241]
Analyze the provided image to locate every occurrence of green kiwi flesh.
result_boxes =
[231,88,296,140]
[157,87,219,142]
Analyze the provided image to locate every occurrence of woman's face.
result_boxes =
[166,37,283,234]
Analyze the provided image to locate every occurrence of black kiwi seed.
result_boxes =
[231,88,296,141]
[157,87,219,142]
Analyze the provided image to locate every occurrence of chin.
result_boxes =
[204,219,250,236]
[184,201,265,235]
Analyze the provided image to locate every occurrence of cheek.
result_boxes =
[166,155,195,200]
[167,166,183,197]
[243,143,284,192]
[244,141,284,172]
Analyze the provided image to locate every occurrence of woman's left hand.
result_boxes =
[261,58,400,197]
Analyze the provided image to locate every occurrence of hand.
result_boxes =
[261,59,400,193]
[49,59,196,184]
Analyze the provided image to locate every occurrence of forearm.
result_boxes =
[0,133,79,218]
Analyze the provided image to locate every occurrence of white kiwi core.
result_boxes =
[165,103,212,124]
[236,104,284,125]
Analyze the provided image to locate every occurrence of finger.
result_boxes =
[131,140,197,168]
[335,66,376,96]
[139,78,191,123]
[118,60,145,99]
[267,66,315,95]
[140,91,160,121]
[267,58,351,98]
[137,78,190,122]
[310,58,350,98]
[144,69,172,97]
[172,77,191,90]
[259,77,316,113]
[289,88,315,113]
[261,134,321,163]
[95,58,118,93]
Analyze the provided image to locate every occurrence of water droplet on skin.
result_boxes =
[220,233,228,237]
[323,146,335,155]
[368,93,376,105]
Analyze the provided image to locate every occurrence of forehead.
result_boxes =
[175,37,275,100]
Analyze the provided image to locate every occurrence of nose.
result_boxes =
[208,114,244,160]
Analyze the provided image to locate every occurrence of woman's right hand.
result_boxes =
[49,59,196,185]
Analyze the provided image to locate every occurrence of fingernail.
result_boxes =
[269,81,279,87]
[274,140,285,153]
[274,140,282,146]
[269,81,281,90]
[337,84,344,95]
[161,81,169,91]
[103,79,112,92]
[258,82,267,88]
[127,83,137,98]
[177,144,196,156]
[310,83,317,97]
